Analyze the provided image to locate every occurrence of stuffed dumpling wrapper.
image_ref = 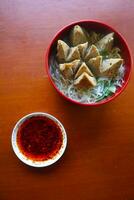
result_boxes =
[84,45,100,61]
[59,60,81,79]
[74,72,97,89]
[77,42,88,59]
[70,25,88,46]
[96,32,114,51]
[67,46,81,62]
[100,58,123,77]
[75,62,93,79]
[87,56,102,76]
[57,40,70,63]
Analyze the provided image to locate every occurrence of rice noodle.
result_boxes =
[51,64,125,104]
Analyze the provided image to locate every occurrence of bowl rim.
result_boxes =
[45,19,133,106]
[11,112,67,167]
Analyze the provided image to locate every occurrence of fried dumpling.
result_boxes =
[75,62,93,79]
[57,40,70,63]
[67,46,80,62]
[96,32,114,51]
[70,25,88,46]
[88,56,102,76]
[74,72,97,89]
[100,58,123,77]
[77,42,88,58]
[84,45,100,61]
[59,60,81,79]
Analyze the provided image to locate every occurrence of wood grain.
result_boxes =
[0,0,134,200]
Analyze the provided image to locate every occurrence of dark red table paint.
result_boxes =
[17,116,63,161]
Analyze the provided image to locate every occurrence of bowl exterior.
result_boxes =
[45,20,132,106]
[11,112,67,167]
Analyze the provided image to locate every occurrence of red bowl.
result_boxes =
[45,20,132,106]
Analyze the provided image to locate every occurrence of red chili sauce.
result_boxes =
[17,116,63,161]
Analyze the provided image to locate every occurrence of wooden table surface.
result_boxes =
[0,0,134,200]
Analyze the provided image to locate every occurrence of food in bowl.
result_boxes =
[17,115,63,161]
[11,113,67,167]
[49,24,127,104]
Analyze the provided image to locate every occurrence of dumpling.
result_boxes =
[84,45,100,61]
[100,58,123,77]
[70,25,88,46]
[67,46,80,62]
[74,72,97,89]
[87,56,102,76]
[89,31,100,44]
[57,40,70,63]
[75,62,93,79]
[59,60,81,79]
[77,42,88,58]
[96,32,114,51]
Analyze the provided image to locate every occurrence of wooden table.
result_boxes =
[0,0,134,199]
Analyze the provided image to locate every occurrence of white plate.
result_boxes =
[11,112,67,167]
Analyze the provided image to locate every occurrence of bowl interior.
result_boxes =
[47,21,132,105]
